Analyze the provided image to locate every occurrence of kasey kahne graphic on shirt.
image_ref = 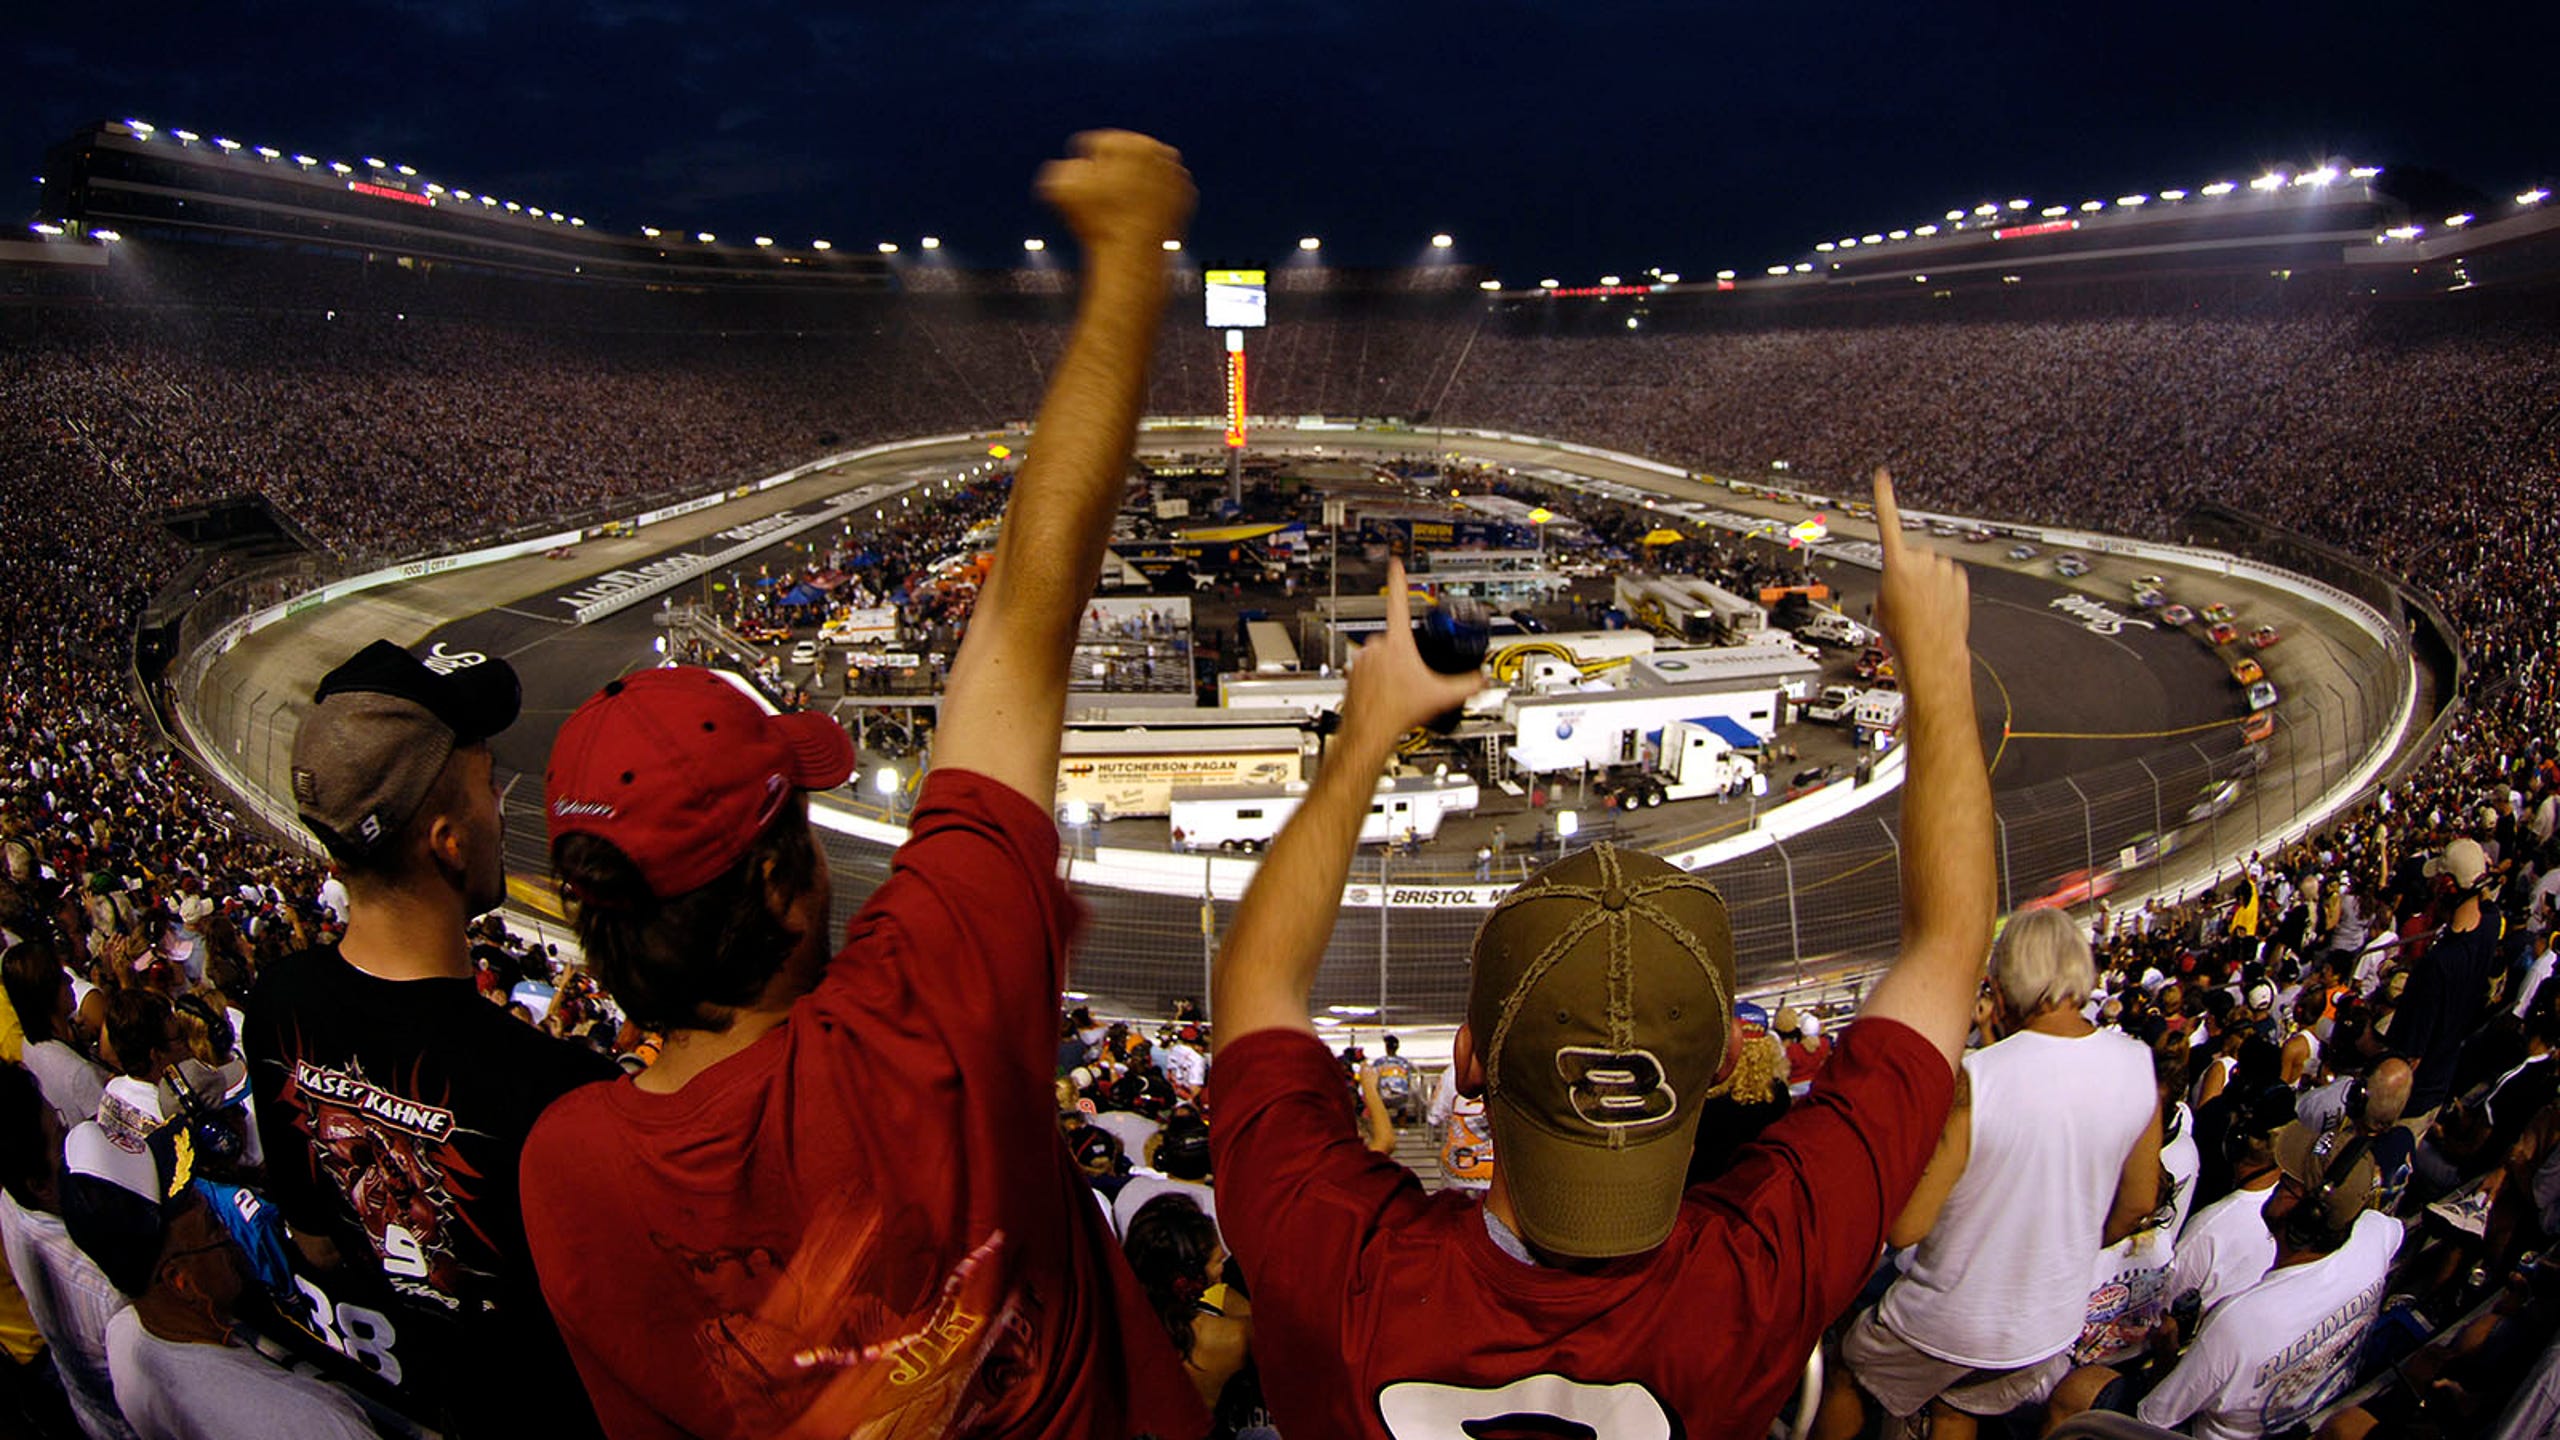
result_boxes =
[673,1200,1018,1438]
[278,1054,486,1310]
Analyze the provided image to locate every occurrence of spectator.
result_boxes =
[2164,1087,2294,1316]
[2381,837,2503,1133]
[240,640,613,1438]
[520,133,1203,1440]
[1205,470,1993,1437]
[2052,1123,2403,1438]
[1113,1107,1220,1239]
[1121,1194,1259,1420]
[54,1122,383,1440]
[0,1064,136,1440]
[1839,904,2163,1437]
[1369,1032,1418,1125]
[5,940,112,1131]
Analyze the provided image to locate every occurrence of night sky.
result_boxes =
[10,1,2555,279]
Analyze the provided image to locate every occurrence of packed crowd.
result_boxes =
[0,129,2556,1437]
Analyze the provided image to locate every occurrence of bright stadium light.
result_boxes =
[2080,200,2104,212]
[876,241,898,253]
[1861,233,1883,244]
[213,138,241,152]
[1600,274,1621,286]
[455,189,473,200]
[1556,810,1579,839]
[1538,277,1560,288]
[696,231,716,243]
[1023,238,1045,252]
[641,225,661,237]
[256,146,281,159]
[328,161,352,175]
[548,211,563,222]
[1766,265,1788,275]
[2445,213,2473,227]
[503,201,521,212]
[1162,238,1182,251]
[2202,181,2237,196]
[2301,166,2339,187]
[479,196,496,206]
[569,217,584,227]
[1793,262,1812,272]
[1430,232,1454,248]
[2348,166,2382,179]
[873,766,899,797]
[1973,204,1997,217]
[1915,224,1939,236]
[1715,269,1736,280]
[124,120,155,135]
[30,223,63,236]
[1659,272,1679,282]
[2251,173,2285,192]
[2160,189,2188,201]
[810,238,831,250]
[1478,278,1501,290]
[1945,210,1964,221]
[1298,236,1321,251]
[172,130,199,143]
[1888,229,1908,240]
[363,157,385,169]
[2041,205,2069,217]
[293,154,317,167]
[90,229,120,242]
[920,236,941,249]
[1839,238,1858,249]
[2118,194,2148,206]
[1815,242,1835,252]
[2007,199,2030,210]
[2523,189,2553,206]
[397,164,418,176]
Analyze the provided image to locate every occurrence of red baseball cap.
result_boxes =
[545,668,856,898]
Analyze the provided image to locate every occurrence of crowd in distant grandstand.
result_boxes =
[0,207,2558,1435]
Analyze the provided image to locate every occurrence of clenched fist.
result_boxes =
[1035,130,1194,258]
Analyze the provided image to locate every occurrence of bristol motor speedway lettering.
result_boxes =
[2050,594,2159,636]
[554,554,707,611]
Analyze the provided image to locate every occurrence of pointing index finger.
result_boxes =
[1383,557,1412,634]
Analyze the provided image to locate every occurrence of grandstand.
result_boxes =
[5,115,2560,1439]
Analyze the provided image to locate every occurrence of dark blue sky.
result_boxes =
[11,1,2555,278]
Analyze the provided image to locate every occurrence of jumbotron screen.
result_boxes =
[1204,269,1267,329]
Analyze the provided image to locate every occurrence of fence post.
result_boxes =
[2064,776,2096,887]
[1994,813,2013,913]
[2192,742,2221,865]
[1202,856,1216,1019]
[2136,756,2165,896]
[1377,852,1392,1023]
[1776,840,1802,976]
[2310,689,2332,797]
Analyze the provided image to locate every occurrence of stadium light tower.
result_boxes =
[1297,236,1321,251]
[1430,232,1454,249]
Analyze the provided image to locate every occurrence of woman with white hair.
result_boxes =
[1827,906,2166,1440]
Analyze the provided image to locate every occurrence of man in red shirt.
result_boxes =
[519,132,1202,1440]
[1206,469,1995,1439]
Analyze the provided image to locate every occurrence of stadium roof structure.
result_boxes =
[34,120,894,292]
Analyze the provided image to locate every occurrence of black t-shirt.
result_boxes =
[243,945,617,1438]
[2391,917,2500,1115]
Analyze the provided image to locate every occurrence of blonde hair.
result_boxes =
[1992,905,2096,1016]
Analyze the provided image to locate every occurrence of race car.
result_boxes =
[2249,624,2282,648]
[2053,553,2091,578]
[2230,658,2265,686]
[1927,522,1961,538]
[1960,526,1998,544]
[1900,515,1929,531]
[2207,621,2239,646]
[2186,778,2244,824]
[2201,603,2237,625]
[2246,680,2281,712]
[2006,543,2039,561]
[2160,604,2196,627]
[2133,574,2167,594]
[2134,589,2169,610]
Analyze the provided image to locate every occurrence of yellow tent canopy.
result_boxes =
[1174,522,1292,545]
[1641,527,1686,546]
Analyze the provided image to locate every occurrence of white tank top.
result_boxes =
[1880,1026,2157,1368]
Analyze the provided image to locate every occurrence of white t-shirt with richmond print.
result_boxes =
[2138,1210,2400,1440]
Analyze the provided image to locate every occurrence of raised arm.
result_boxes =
[932,132,1194,806]
[1854,467,1997,1070]
[1211,561,1483,1040]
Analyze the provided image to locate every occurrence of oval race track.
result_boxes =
[185,423,2419,1026]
